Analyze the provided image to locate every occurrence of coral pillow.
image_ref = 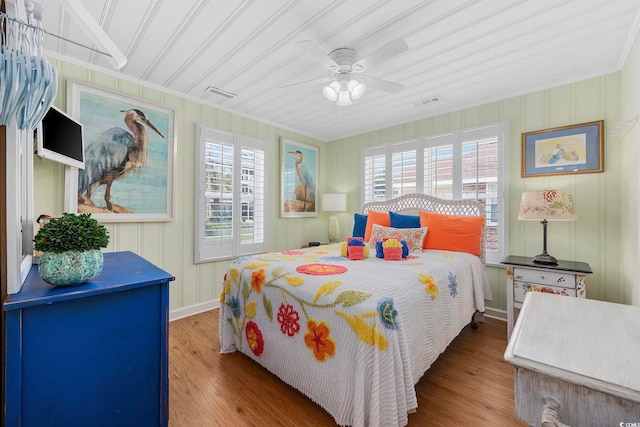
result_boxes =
[418,211,485,256]
[369,224,428,251]
[364,211,390,242]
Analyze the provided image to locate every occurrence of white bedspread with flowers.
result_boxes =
[220,244,491,427]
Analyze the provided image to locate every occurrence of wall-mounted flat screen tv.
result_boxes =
[36,105,85,169]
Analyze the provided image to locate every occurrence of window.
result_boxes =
[362,122,507,264]
[196,125,267,262]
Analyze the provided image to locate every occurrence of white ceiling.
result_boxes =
[36,0,640,141]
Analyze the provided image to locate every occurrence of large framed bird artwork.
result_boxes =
[280,139,318,218]
[64,80,175,222]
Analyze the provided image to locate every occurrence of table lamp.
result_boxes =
[518,190,576,265]
[322,193,346,243]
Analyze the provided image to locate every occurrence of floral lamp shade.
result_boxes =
[518,190,577,221]
[518,190,576,265]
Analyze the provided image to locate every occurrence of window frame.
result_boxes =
[362,121,507,265]
[6,126,34,294]
[195,124,267,263]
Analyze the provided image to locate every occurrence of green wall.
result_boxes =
[327,69,636,313]
[34,33,640,315]
[34,59,329,314]
[620,30,640,307]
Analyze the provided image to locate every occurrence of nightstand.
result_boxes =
[504,292,640,426]
[501,255,592,338]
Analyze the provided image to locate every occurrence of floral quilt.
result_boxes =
[219,244,491,427]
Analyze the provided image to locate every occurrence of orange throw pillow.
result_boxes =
[364,211,390,242]
[418,211,485,256]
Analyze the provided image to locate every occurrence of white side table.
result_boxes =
[502,255,591,338]
[504,292,640,426]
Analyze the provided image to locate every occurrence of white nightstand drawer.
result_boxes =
[513,281,577,303]
[513,267,576,288]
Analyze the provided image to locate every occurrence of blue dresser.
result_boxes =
[4,251,175,427]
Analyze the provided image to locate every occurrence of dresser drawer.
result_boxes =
[513,281,577,303]
[513,267,576,288]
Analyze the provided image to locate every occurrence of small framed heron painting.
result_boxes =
[64,80,175,222]
[521,120,604,178]
[281,139,318,218]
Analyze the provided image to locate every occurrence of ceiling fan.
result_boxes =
[283,38,409,105]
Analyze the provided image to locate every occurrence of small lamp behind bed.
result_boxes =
[322,193,346,243]
[518,190,576,265]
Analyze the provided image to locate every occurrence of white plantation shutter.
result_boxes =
[196,125,267,262]
[461,125,503,261]
[362,145,387,203]
[362,122,507,264]
[363,141,418,204]
[424,132,457,199]
[237,139,266,253]
[391,149,417,197]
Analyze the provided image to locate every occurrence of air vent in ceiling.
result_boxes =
[205,86,237,99]
[414,96,442,107]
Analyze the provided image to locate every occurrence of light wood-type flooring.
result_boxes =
[169,310,526,426]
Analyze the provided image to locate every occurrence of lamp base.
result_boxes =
[328,215,340,243]
[532,253,558,265]
[532,219,558,265]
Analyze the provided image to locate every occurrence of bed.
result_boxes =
[219,193,493,427]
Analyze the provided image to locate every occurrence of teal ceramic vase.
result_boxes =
[38,249,103,286]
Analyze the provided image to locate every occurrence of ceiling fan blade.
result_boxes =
[296,40,338,69]
[278,76,333,89]
[363,76,404,94]
[355,38,408,71]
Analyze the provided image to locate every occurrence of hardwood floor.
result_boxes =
[169,310,527,427]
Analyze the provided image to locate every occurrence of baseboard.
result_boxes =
[169,299,220,321]
[484,307,507,322]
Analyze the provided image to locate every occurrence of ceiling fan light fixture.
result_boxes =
[324,78,364,105]
[336,90,352,106]
[323,81,340,101]
[348,79,366,99]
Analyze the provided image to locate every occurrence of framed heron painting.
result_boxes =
[280,138,318,218]
[64,80,175,222]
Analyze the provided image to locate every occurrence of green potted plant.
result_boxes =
[33,213,110,286]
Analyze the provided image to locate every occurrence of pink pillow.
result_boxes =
[368,224,428,251]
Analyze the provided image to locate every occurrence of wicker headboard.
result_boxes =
[362,193,486,264]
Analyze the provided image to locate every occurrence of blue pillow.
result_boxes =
[353,213,368,238]
[389,211,420,228]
